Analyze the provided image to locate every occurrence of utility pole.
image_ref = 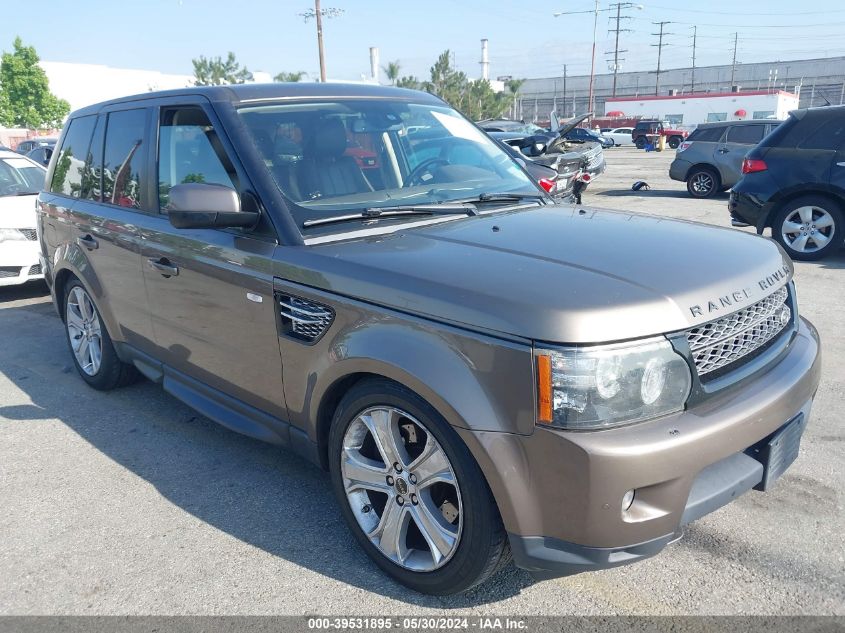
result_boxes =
[730,32,738,88]
[563,64,567,116]
[315,0,326,82]
[651,21,672,96]
[690,26,697,94]
[300,2,344,82]
[608,2,635,97]
[587,0,599,117]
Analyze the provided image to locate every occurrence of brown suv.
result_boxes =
[37,84,821,595]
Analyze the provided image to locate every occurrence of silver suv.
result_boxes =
[37,85,820,595]
[670,120,776,198]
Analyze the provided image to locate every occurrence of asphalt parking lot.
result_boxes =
[1,146,843,616]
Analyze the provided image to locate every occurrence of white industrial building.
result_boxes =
[39,61,194,112]
[603,90,799,128]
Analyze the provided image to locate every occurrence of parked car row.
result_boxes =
[479,113,606,201]
[669,105,844,260]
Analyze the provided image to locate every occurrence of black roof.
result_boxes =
[70,82,444,118]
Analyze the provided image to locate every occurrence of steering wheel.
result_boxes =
[406,157,450,187]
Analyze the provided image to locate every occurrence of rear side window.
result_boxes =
[157,106,237,211]
[759,115,798,148]
[798,116,845,150]
[49,115,96,196]
[102,109,148,209]
[726,125,766,145]
[688,127,723,143]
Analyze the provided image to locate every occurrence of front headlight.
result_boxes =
[0,228,27,243]
[536,337,691,430]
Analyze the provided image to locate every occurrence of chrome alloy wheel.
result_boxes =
[66,286,103,376]
[341,406,463,572]
[781,205,836,254]
[690,172,714,195]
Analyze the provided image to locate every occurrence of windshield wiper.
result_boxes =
[457,192,548,204]
[302,203,477,229]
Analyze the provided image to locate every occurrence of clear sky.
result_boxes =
[4,0,845,81]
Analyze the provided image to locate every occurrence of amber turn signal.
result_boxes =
[537,354,553,424]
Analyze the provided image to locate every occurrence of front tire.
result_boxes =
[772,195,842,261]
[328,379,509,595]
[686,167,720,198]
[63,279,137,390]
[635,136,646,149]
[668,136,682,149]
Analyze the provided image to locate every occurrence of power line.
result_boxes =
[730,32,739,87]
[607,2,636,96]
[691,26,697,93]
[651,21,673,95]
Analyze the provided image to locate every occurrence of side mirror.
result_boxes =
[167,183,260,230]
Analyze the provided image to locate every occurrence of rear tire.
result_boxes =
[668,136,682,149]
[686,167,720,198]
[772,195,842,261]
[63,279,138,390]
[328,378,509,595]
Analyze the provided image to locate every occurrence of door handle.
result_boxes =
[76,234,98,250]
[717,148,730,154]
[836,162,845,167]
[147,257,179,277]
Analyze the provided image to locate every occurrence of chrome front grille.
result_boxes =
[276,293,334,343]
[686,285,791,378]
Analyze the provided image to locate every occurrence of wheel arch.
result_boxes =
[306,326,535,468]
[760,187,845,230]
[685,162,720,182]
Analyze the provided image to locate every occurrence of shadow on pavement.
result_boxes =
[596,189,729,200]
[0,280,50,305]
[0,296,536,607]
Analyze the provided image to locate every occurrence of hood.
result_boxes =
[0,194,38,228]
[295,206,792,343]
[555,112,592,137]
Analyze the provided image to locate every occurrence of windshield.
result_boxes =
[237,100,538,232]
[0,156,45,197]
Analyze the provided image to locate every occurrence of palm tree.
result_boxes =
[382,61,401,85]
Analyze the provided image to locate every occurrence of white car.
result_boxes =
[0,150,47,287]
[603,127,635,146]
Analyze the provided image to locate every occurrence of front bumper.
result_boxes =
[0,239,43,287]
[458,317,821,577]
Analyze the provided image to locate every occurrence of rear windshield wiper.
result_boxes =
[302,203,477,228]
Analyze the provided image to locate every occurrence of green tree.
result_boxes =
[407,50,518,120]
[395,75,422,90]
[0,37,70,129]
[273,71,305,82]
[381,60,401,85]
[192,52,252,86]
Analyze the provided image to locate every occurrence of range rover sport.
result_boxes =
[37,84,821,596]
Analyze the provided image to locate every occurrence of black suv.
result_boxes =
[730,105,845,260]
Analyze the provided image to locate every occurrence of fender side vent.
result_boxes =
[275,292,334,343]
